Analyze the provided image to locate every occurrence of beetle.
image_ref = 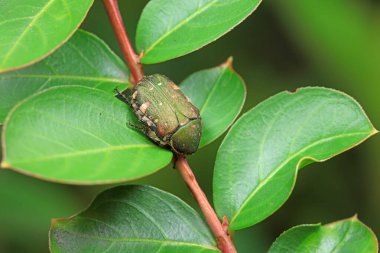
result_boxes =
[116,74,202,155]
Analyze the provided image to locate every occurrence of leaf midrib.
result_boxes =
[101,199,169,239]
[142,0,218,56]
[54,227,220,251]
[6,144,155,164]
[1,0,57,64]
[199,67,227,115]
[1,74,127,83]
[224,94,305,220]
[230,131,372,225]
[329,220,354,253]
[146,189,216,244]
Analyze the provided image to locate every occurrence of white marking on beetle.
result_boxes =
[169,82,180,90]
[136,110,143,117]
[132,91,138,99]
[142,116,150,122]
[140,101,150,113]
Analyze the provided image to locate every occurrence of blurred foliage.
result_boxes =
[0,0,379,252]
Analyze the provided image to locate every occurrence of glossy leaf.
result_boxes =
[180,59,246,147]
[0,29,129,123]
[213,87,377,230]
[0,0,94,72]
[1,86,172,184]
[50,185,220,253]
[136,0,262,64]
[268,217,378,253]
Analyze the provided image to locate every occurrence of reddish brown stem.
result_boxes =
[103,0,143,85]
[176,156,237,253]
[103,2,235,251]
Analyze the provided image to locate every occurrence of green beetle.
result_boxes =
[116,74,202,155]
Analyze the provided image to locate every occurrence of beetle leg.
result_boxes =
[139,115,158,132]
[127,122,145,131]
[114,88,132,106]
[114,88,124,98]
[127,121,162,143]
[146,130,165,145]
[140,101,150,113]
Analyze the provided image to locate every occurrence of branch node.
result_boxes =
[222,216,230,233]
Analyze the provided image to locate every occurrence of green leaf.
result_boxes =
[136,0,262,64]
[50,185,220,253]
[213,87,377,230]
[180,59,246,147]
[0,29,129,124]
[0,0,94,72]
[1,86,172,184]
[1,128,84,252]
[268,216,378,253]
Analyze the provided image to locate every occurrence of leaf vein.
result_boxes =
[143,0,218,55]
[10,144,154,163]
[54,228,219,251]
[2,0,57,64]
[230,131,371,224]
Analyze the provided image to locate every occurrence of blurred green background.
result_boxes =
[1,0,379,252]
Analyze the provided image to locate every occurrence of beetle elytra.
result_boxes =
[116,74,202,155]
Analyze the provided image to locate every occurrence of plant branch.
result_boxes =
[103,1,234,251]
[103,0,143,85]
[175,156,237,253]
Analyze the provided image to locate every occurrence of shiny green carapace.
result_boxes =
[117,74,202,155]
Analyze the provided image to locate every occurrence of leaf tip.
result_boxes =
[50,218,60,227]
[50,217,67,229]
[371,128,379,135]
[351,213,359,221]
[285,87,302,95]
[221,56,234,70]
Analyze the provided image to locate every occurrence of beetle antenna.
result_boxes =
[114,88,131,105]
